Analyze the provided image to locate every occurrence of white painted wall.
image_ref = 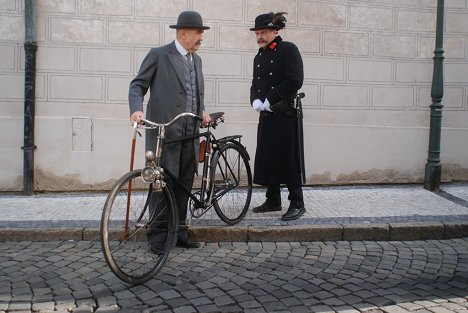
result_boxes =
[0,0,467,191]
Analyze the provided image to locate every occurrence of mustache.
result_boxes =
[257,39,267,44]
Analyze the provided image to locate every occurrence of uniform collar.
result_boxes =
[262,35,282,51]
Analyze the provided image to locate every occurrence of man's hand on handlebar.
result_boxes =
[130,111,144,125]
[201,111,211,127]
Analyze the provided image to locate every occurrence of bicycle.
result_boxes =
[100,112,252,284]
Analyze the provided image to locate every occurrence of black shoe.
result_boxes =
[281,206,306,221]
[149,243,166,255]
[176,238,200,249]
[252,201,282,213]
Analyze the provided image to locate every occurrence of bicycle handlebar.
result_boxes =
[139,112,202,129]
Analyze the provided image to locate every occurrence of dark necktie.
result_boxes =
[186,53,193,69]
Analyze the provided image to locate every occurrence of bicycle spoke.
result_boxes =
[211,143,252,225]
[100,170,177,284]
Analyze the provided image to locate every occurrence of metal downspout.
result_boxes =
[22,0,37,194]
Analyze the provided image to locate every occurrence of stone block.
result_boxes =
[349,5,393,30]
[397,10,436,33]
[51,17,104,44]
[50,75,103,100]
[446,64,468,83]
[374,0,417,6]
[0,44,15,70]
[135,0,187,18]
[300,84,319,108]
[325,31,369,56]
[421,0,466,8]
[372,87,414,109]
[349,59,392,82]
[373,34,417,59]
[248,225,343,242]
[444,221,468,239]
[303,56,344,81]
[82,228,100,241]
[0,0,16,11]
[323,85,368,108]
[193,0,242,21]
[446,12,468,33]
[0,228,83,241]
[107,76,132,102]
[0,73,45,100]
[80,48,132,73]
[80,0,132,16]
[343,224,389,241]
[282,28,320,54]
[0,15,23,41]
[246,0,297,23]
[199,52,242,77]
[37,0,76,13]
[420,37,466,60]
[418,87,465,110]
[389,223,444,241]
[189,226,248,242]
[35,46,75,71]
[220,25,257,50]
[218,80,251,105]
[109,20,160,45]
[299,2,346,28]
[396,62,433,83]
[204,79,215,105]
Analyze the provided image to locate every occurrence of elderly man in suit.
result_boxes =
[129,11,211,251]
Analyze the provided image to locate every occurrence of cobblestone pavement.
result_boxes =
[1,238,467,313]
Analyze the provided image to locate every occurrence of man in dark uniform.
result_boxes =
[250,12,306,221]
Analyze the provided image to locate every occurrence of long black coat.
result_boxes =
[250,36,304,185]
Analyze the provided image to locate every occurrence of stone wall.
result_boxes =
[0,0,467,191]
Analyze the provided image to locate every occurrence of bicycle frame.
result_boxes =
[137,112,228,216]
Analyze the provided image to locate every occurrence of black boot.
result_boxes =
[176,223,200,249]
[252,201,282,213]
[281,205,306,221]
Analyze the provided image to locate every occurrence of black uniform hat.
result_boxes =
[250,12,287,31]
[170,11,210,30]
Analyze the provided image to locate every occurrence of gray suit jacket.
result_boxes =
[129,41,205,177]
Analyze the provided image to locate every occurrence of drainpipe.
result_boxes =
[22,0,37,195]
[424,0,445,191]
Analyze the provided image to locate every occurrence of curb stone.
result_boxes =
[1,221,467,242]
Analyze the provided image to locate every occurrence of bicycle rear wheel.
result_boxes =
[210,142,252,225]
[100,169,177,284]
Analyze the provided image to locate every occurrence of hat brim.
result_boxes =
[249,25,281,31]
[170,24,210,30]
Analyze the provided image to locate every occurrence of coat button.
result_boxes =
[257,64,260,67]
[269,72,273,75]
[257,76,260,79]
[258,89,261,92]
[271,60,274,63]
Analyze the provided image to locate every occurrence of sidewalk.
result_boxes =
[0,183,467,242]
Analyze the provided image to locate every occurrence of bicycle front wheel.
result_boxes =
[210,142,252,225]
[100,169,177,285]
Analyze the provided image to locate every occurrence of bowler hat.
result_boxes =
[170,11,210,30]
[250,13,281,31]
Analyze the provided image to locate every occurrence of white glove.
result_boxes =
[262,98,273,112]
[252,99,264,112]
